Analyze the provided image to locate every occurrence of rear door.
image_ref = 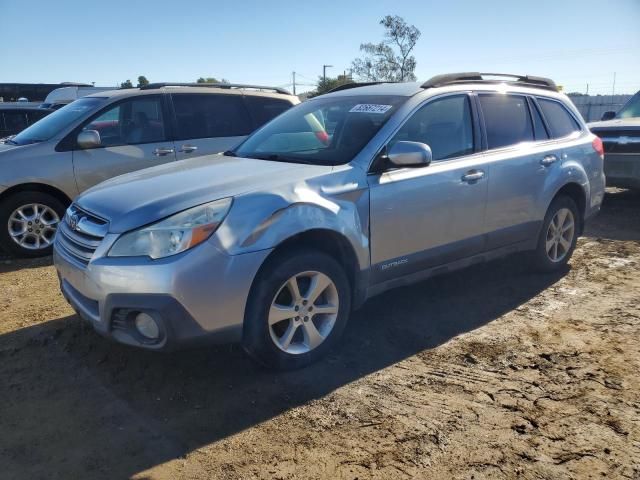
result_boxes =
[368,93,489,284]
[170,93,253,160]
[72,94,176,192]
[479,93,557,249]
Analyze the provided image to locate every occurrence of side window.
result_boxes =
[529,100,549,140]
[172,94,253,140]
[4,112,28,132]
[537,98,581,138]
[82,96,166,147]
[244,96,293,128]
[479,94,533,149]
[390,95,474,161]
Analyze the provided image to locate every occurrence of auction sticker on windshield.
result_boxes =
[349,104,393,114]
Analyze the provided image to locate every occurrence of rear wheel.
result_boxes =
[531,195,580,272]
[242,249,351,370]
[0,191,66,258]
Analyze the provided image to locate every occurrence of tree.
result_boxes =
[196,77,229,84]
[120,79,133,88]
[308,74,353,98]
[351,15,421,82]
[137,75,150,87]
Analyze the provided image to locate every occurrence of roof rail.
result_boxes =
[327,81,393,93]
[421,72,558,91]
[139,82,292,95]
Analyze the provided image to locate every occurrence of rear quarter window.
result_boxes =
[537,98,581,139]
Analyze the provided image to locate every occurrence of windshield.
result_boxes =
[617,92,640,119]
[9,97,107,146]
[233,95,407,165]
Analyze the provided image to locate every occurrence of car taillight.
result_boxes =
[592,136,604,158]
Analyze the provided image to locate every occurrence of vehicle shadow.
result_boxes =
[584,188,640,241]
[0,252,53,274]
[0,257,566,479]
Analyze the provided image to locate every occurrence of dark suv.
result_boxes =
[0,104,53,139]
[589,91,640,189]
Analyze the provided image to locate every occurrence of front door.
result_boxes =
[72,95,176,193]
[368,94,489,284]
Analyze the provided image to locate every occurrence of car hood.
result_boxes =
[588,117,640,132]
[76,154,334,233]
[0,142,19,153]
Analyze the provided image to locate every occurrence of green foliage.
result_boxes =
[309,74,353,98]
[120,79,133,88]
[196,77,229,84]
[137,75,150,87]
[351,15,421,82]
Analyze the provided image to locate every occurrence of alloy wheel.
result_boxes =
[268,270,339,354]
[8,203,60,251]
[545,207,575,262]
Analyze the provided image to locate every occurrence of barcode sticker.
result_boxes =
[349,104,393,114]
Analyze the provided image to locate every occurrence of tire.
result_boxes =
[0,191,67,258]
[531,195,580,272]
[242,248,351,370]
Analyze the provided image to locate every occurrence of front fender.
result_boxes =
[212,181,370,271]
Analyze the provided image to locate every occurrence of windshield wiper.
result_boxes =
[250,153,315,164]
[4,138,18,145]
[223,150,237,157]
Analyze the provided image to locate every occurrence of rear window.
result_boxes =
[479,94,534,149]
[537,98,581,138]
[245,96,293,127]
[172,94,253,140]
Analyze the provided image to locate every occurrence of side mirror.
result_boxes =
[77,130,101,149]
[601,111,616,121]
[387,141,432,168]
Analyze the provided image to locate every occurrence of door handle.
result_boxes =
[461,170,485,183]
[540,154,558,166]
[179,144,198,154]
[153,147,175,157]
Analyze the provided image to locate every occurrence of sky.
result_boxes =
[1,0,639,95]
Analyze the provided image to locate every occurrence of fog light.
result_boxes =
[134,312,160,340]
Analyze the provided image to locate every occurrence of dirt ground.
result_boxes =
[1,189,639,480]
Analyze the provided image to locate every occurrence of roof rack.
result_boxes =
[421,72,557,91]
[139,82,291,95]
[327,81,393,93]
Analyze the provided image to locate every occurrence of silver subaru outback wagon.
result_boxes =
[54,73,606,369]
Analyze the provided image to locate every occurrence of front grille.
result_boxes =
[55,205,108,266]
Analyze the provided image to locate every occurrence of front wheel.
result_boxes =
[531,195,580,272]
[0,191,66,258]
[242,249,351,370]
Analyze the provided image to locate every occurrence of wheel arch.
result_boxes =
[0,182,72,208]
[550,182,587,234]
[251,228,366,308]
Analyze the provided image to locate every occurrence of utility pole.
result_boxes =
[586,83,589,95]
[323,64,333,83]
[612,72,616,96]
[292,71,296,95]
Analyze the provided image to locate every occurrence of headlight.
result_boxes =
[109,198,232,259]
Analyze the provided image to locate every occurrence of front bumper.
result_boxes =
[604,153,640,189]
[54,238,271,350]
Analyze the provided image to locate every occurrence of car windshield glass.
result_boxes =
[10,97,106,145]
[617,92,640,119]
[233,95,406,165]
